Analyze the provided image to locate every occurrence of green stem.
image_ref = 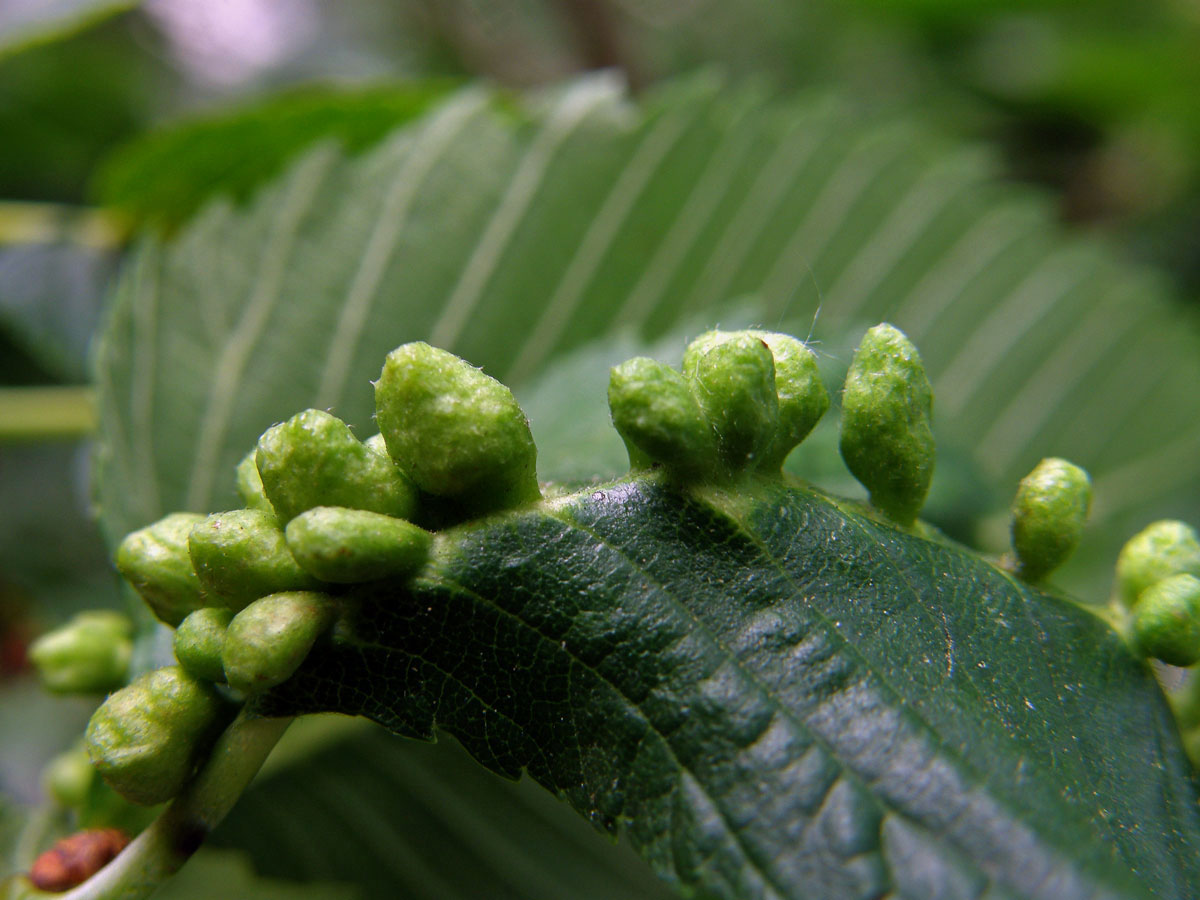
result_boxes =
[56,711,293,900]
[0,387,96,441]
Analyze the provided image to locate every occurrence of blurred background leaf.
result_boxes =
[0,0,138,61]
[211,719,675,900]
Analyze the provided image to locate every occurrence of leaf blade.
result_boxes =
[259,477,1200,900]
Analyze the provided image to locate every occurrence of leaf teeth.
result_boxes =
[1009,457,1092,583]
[839,322,935,526]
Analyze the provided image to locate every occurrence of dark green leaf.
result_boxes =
[259,475,1200,900]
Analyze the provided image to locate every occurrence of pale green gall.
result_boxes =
[285,506,432,584]
[174,607,234,683]
[114,513,206,626]
[839,323,935,526]
[84,666,226,806]
[374,343,540,516]
[1132,574,1200,667]
[255,409,417,524]
[188,509,318,611]
[29,611,132,695]
[608,357,716,477]
[1116,520,1200,608]
[222,591,335,695]
[1010,457,1092,582]
[683,331,779,472]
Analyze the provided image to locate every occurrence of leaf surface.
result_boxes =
[257,475,1200,900]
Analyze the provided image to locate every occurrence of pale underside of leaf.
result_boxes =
[93,77,1200,603]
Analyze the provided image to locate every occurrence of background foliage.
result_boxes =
[2,2,1199,898]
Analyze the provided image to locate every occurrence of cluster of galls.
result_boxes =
[610,322,1095,583]
[33,343,543,828]
[1113,521,1200,667]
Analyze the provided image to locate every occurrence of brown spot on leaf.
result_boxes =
[29,828,129,892]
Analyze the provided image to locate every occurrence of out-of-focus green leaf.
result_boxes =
[0,238,117,384]
[152,848,359,900]
[214,722,676,900]
[94,82,463,233]
[0,444,118,624]
[0,0,137,61]
[94,77,1200,601]
[0,678,93,807]
[0,19,170,203]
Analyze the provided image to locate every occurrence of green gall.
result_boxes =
[84,666,225,806]
[114,513,206,626]
[374,343,540,516]
[1116,520,1200,608]
[29,611,132,694]
[748,330,829,470]
[188,509,318,611]
[285,506,432,583]
[43,745,95,809]
[235,449,275,516]
[839,323,935,526]
[1010,457,1092,583]
[362,433,388,457]
[1131,574,1200,667]
[256,409,418,524]
[683,331,779,472]
[174,607,234,683]
[608,357,716,477]
[222,591,335,695]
